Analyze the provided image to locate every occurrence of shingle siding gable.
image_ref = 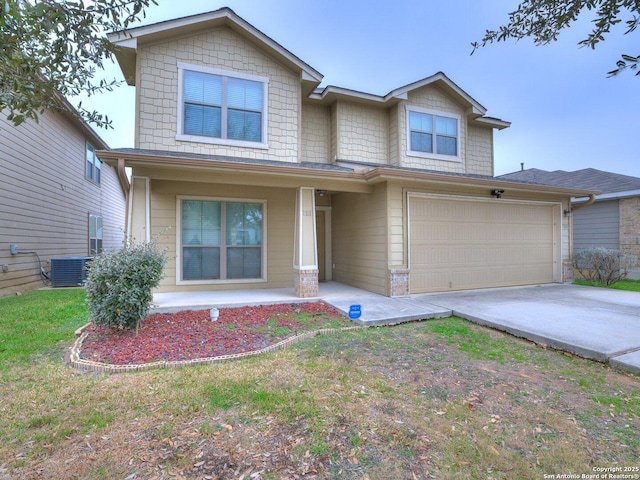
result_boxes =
[136,26,301,162]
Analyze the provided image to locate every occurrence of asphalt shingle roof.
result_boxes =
[498,168,640,194]
[105,148,356,173]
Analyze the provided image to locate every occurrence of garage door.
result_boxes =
[409,195,557,293]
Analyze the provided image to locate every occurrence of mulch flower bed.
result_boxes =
[80,302,349,365]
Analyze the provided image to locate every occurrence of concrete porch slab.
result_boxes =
[323,294,451,326]
[152,282,450,325]
[152,287,309,314]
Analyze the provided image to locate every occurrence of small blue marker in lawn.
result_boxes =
[348,304,362,319]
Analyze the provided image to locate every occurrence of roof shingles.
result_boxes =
[499,168,640,194]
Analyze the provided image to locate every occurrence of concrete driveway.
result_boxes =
[413,284,640,374]
[154,282,640,374]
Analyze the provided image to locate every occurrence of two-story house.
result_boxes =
[0,98,127,297]
[102,8,593,298]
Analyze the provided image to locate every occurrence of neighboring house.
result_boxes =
[0,99,127,297]
[499,168,640,261]
[101,7,593,298]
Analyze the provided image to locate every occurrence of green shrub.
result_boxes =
[573,247,637,286]
[85,240,166,330]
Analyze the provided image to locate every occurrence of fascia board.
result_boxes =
[572,189,640,202]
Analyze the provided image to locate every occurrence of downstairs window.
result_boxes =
[180,199,264,281]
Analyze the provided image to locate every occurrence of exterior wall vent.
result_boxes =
[50,257,92,287]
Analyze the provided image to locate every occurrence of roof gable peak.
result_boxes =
[108,7,322,88]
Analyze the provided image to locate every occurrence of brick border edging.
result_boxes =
[68,324,365,374]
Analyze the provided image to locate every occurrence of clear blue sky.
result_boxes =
[85,0,640,177]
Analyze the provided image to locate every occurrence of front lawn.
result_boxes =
[0,288,88,369]
[1,289,639,479]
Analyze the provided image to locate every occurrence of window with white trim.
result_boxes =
[177,63,268,147]
[180,199,264,281]
[89,214,103,255]
[407,107,460,160]
[86,143,102,184]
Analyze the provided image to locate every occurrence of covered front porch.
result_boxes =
[151,281,450,326]
[101,149,397,298]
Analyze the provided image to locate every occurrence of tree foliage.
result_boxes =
[472,0,640,76]
[0,0,156,127]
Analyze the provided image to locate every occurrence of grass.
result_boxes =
[1,290,639,479]
[574,278,640,292]
[0,288,88,369]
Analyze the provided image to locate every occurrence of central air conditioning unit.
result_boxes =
[50,257,92,287]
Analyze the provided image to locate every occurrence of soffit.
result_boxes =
[99,149,595,198]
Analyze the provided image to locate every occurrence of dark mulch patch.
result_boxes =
[80,302,348,365]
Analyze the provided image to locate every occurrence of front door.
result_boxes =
[316,210,326,281]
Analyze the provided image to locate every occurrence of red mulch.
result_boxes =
[80,302,346,365]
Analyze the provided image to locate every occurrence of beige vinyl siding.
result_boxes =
[0,109,125,297]
[147,180,296,292]
[388,106,400,166]
[387,183,406,267]
[136,26,300,162]
[301,102,330,163]
[465,125,494,177]
[332,183,388,294]
[335,102,389,164]
[329,104,338,162]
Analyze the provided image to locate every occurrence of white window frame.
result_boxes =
[176,195,268,285]
[406,106,461,162]
[89,213,103,255]
[85,143,102,184]
[176,62,269,149]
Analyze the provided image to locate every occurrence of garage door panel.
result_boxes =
[410,197,556,293]
[412,265,552,291]
[414,245,553,267]
[412,222,553,244]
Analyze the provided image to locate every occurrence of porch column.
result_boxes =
[127,176,150,244]
[293,187,319,298]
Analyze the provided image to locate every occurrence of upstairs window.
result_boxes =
[86,143,102,184]
[407,107,460,161]
[177,63,268,148]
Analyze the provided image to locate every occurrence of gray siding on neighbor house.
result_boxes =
[573,199,619,251]
[0,108,126,297]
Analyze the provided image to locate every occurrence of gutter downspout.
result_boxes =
[570,194,596,212]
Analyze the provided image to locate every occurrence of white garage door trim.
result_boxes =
[407,192,562,293]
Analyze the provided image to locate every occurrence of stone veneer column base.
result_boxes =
[562,260,575,283]
[387,268,410,297]
[294,268,319,298]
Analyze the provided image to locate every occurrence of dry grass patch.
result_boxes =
[1,318,639,479]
